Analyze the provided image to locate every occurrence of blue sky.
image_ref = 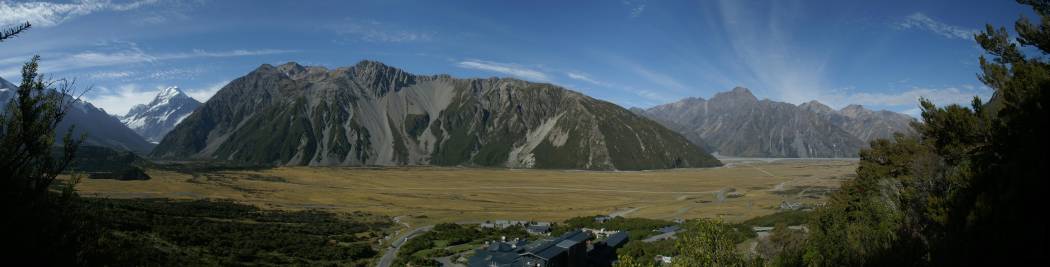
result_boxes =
[0,0,1030,116]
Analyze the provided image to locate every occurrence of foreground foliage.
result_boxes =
[78,198,390,266]
[0,26,90,264]
[799,0,1050,265]
[623,1,1049,266]
[615,219,759,267]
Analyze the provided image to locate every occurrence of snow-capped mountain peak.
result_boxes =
[154,86,182,102]
[120,86,202,143]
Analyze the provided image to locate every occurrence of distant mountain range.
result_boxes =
[121,86,201,143]
[151,61,721,170]
[4,63,918,163]
[635,87,916,158]
[1,77,154,154]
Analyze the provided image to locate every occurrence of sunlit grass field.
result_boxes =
[74,159,856,227]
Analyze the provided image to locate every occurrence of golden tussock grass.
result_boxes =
[74,159,856,227]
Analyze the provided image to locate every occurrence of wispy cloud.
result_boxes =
[83,83,161,116]
[184,80,228,102]
[632,87,677,104]
[896,12,977,40]
[565,69,676,106]
[836,86,989,107]
[817,85,992,116]
[714,0,829,104]
[456,60,550,82]
[143,67,205,80]
[83,67,206,82]
[0,46,295,79]
[87,70,133,80]
[628,64,689,92]
[84,79,228,116]
[333,18,434,43]
[0,0,160,27]
[622,0,647,18]
[566,72,609,87]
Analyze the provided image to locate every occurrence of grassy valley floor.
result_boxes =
[73,159,856,228]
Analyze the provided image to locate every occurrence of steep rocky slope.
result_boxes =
[121,86,201,143]
[152,61,720,170]
[1,77,155,154]
[639,87,913,158]
[800,101,916,142]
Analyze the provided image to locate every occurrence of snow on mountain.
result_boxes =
[1,77,155,154]
[120,86,202,143]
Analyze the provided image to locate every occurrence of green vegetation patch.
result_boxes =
[64,146,151,180]
[213,98,317,165]
[395,223,529,266]
[531,119,590,169]
[388,117,410,164]
[77,198,391,266]
[404,113,431,139]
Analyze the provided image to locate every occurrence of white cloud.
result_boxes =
[714,0,829,104]
[633,88,677,103]
[83,84,158,116]
[896,12,977,40]
[456,60,550,82]
[334,19,434,43]
[0,47,295,78]
[901,107,922,118]
[184,80,228,102]
[87,70,132,79]
[162,49,297,59]
[819,85,992,113]
[144,67,203,80]
[566,72,609,87]
[83,79,228,116]
[0,0,159,27]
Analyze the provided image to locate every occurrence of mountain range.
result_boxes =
[151,61,721,170]
[4,61,918,164]
[1,77,154,154]
[120,86,201,143]
[635,87,916,158]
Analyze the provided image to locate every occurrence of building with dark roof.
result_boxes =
[586,231,630,267]
[521,230,591,267]
[604,232,629,249]
[469,230,633,267]
[527,224,552,235]
[469,239,530,267]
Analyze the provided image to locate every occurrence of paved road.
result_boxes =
[375,219,498,267]
[377,225,433,267]
[642,231,679,243]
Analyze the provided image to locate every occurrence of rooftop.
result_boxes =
[526,230,591,260]
[606,232,629,248]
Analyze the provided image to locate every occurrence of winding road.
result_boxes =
[377,225,434,267]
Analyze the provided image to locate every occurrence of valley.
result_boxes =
[74,158,856,227]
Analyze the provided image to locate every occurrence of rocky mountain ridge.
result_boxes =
[637,87,916,158]
[1,77,155,154]
[121,86,201,143]
[152,61,721,170]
